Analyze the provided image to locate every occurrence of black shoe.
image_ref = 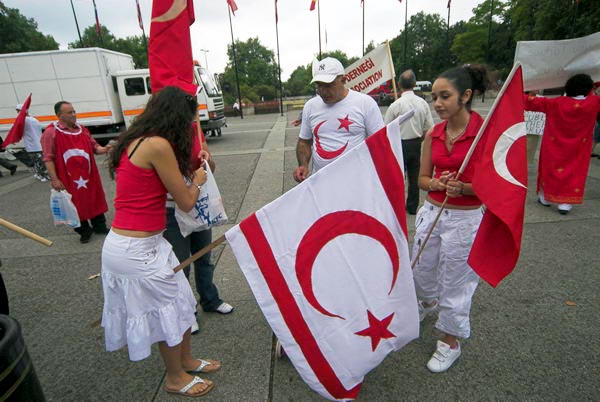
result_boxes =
[93,226,110,234]
[80,230,93,243]
[558,209,569,215]
[407,209,417,215]
[9,166,16,176]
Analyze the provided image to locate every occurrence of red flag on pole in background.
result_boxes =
[447,0,451,8]
[310,0,317,11]
[148,0,198,95]
[227,0,238,15]
[468,65,527,287]
[93,0,102,37]
[3,94,32,147]
[136,0,145,31]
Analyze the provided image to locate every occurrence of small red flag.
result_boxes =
[468,65,527,287]
[227,0,238,15]
[148,0,198,95]
[136,0,144,31]
[4,94,32,147]
[310,0,317,11]
[93,0,102,37]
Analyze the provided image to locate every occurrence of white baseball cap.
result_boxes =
[311,57,345,84]
[15,103,23,111]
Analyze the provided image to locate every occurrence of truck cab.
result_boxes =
[114,67,226,135]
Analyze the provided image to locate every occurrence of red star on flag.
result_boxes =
[338,115,353,132]
[355,311,396,351]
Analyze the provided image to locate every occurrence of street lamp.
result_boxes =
[199,48,209,69]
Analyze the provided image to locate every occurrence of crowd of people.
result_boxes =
[1,54,598,397]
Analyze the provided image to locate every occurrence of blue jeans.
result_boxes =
[163,208,223,311]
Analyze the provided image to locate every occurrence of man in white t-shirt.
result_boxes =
[294,57,384,182]
[384,70,433,214]
[16,103,49,182]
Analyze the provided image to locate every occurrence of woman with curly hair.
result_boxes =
[101,86,218,397]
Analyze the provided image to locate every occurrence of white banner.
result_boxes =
[226,112,418,400]
[525,111,546,136]
[514,32,600,91]
[344,43,395,94]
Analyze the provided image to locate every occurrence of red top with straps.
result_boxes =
[112,140,168,231]
[428,112,483,207]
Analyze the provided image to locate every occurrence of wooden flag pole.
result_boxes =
[0,218,53,247]
[386,41,398,100]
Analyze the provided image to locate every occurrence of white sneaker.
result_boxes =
[418,300,438,322]
[215,302,234,314]
[40,177,48,182]
[557,204,572,215]
[191,320,199,334]
[275,339,286,359]
[427,340,461,373]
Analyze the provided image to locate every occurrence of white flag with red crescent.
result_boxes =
[226,111,419,400]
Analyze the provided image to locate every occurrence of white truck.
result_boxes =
[0,48,226,141]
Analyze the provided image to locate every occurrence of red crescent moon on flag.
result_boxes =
[313,120,349,160]
[151,0,187,22]
[295,210,400,319]
[492,122,527,188]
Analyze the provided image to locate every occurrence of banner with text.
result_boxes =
[514,32,600,91]
[344,43,395,94]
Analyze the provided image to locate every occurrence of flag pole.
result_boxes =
[403,0,408,70]
[275,0,284,116]
[362,0,365,55]
[136,0,148,50]
[318,0,322,59]
[70,0,84,47]
[447,1,451,38]
[228,5,244,119]
[411,63,522,269]
[486,0,494,64]
[385,41,398,100]
[92,0,104,46]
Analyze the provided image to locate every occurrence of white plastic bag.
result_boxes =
[175,163,228,237]
[50,189,80,228]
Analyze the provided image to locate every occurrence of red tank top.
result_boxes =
[428,112,483,207]
[112,143,168,231]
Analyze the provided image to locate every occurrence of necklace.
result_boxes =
[446,122,468,144]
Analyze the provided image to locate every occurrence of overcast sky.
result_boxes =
[5,0,485,80]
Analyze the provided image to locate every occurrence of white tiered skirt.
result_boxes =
[101,230,197,361]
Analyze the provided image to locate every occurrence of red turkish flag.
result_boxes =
[468,65,527,287]
[3,94,31,147]
[310,0,317,11]
[227,0,238,14]
[149,0,198,95]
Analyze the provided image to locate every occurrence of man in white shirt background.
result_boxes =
[384,70,433,214]
[15,103,49,182]
[294,57,384,182]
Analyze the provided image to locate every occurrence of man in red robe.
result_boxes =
[42,101,110,243]
[525,74,600,215]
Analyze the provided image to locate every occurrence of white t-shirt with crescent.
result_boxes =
[299,90,384,172]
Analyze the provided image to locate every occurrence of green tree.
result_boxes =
[222,37,279,103]
[69,25,148,68]
[0,3,58,53]
[284,64,313,97]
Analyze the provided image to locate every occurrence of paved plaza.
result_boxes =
[1,101,599,401]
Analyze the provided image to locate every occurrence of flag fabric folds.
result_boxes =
[3,94,31,147]
[93,0,102,37]
[468,65,527,287]
[227,0,238,14]
[226,112,419,400]
[148,0,198,95]
[136,0,145,31]
[310,0,317,11]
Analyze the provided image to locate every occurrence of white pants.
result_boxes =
[412,201,483,339]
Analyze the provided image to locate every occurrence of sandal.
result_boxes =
[187,359,221,374]
[165,376,214,397]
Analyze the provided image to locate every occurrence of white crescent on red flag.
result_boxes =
[3,93,31,147]
[148,0,198,95]
[226,112,419,400]
[468,65,527,287]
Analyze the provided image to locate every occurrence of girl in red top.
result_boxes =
[102,87,218,398]
[413,65,488,373]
